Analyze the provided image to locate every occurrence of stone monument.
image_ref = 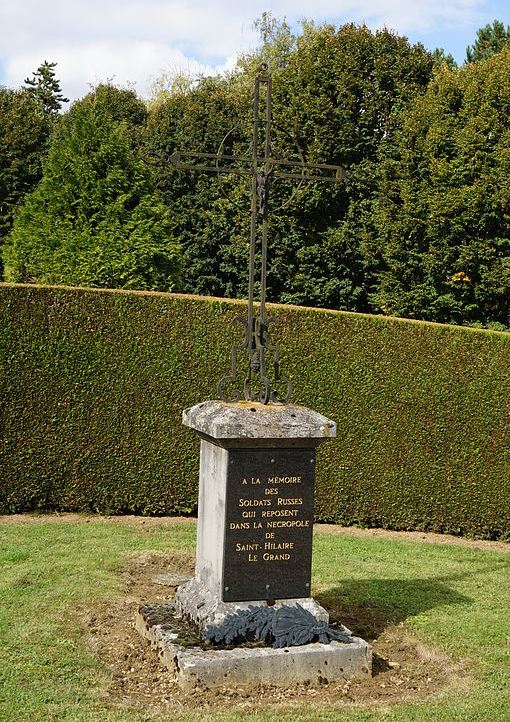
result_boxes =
[136,65,372,689]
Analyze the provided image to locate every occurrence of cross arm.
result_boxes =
[169,150,253,177]
[270,158,345,183]
[169,150,345,183]
[273,170,343,183]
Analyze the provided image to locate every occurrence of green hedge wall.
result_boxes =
[1,283,509,538]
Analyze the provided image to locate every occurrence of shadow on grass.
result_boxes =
[316,560,510,643]
[317,578,469,644]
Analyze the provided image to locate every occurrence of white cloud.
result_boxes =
[0,0,485,101]
[0,0,259,100]
[4,41,233,104]
[273,0,482,32]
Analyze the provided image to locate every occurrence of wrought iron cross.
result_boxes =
[170,64,344,404]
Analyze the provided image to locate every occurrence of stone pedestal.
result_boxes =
[137,399,372,689]
[177,400,336,625]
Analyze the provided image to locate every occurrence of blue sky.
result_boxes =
[0,0,509,103]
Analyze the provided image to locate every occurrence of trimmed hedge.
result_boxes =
[1,283,509,538]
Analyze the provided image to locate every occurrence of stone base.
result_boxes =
[173,576,329,632]
[136,602,372,690]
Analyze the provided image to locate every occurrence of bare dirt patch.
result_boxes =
[78,551,471,719]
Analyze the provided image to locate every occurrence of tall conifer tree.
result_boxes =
[466,20,510,63]
[3,85,181,291]
[24,61,69,113]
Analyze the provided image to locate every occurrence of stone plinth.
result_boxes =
[135,399,372,689]
[182,400,336,607]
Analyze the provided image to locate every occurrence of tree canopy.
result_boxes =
[372,49,510,329]
[0,87,52,274]
[0,61,67,268]
[145,21,434,310]
[1,19,509,329]
[3,85,181,290]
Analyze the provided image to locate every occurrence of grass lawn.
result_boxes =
[0,516,509,722]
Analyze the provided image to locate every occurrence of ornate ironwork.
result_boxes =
[203,603,353,648]
[170,63,344,404]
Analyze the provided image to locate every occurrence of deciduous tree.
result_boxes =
[145,21,434,311]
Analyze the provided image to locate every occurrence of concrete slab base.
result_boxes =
[136,602,372,690]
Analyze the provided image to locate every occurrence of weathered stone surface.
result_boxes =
[182,400,336,445]
[194,439,228,597]
[136,602,372,690]
[134,400,372,690]
[173,576,329,632]
[184,401,336,602]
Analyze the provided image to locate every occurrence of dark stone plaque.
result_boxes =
[222,447,316,602]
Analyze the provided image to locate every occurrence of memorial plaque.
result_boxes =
[222,447,316,602]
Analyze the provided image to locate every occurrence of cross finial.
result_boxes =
[170,66,344,404]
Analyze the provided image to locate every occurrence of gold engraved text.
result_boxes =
[238,498,272,507]
[276,497,303,506]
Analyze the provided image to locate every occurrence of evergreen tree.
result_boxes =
[372,49,510,329]
[0,87,52,275]
[24,61,68,113]
[432,48,457,70]
[3,85,181,290]
[466,20,510,63]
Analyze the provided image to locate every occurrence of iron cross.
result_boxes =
[170,64,344,404]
